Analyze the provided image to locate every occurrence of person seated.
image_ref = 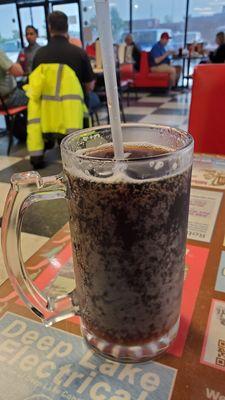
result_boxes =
[124,34,141,71]
[149,32,181,88]
[17,25,40,75]
[209,31,225,63]
[0,49,27,109]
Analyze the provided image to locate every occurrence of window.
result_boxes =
[188,0,225,49]
[0,4,20,62]
[19,6,47,47]
[52,3,81,41]
[132,0,187,51]
[82,0,130,45]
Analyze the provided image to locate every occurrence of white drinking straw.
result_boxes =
[94,0,124,160]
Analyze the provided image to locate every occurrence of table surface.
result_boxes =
[93,67,104,74]
[173,53,205,60]
[0,153,225,400]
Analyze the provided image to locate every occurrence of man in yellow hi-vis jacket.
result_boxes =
[28,10,99,168]
[24,62,89,162]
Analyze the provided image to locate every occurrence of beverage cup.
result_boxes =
[2,123,193,362]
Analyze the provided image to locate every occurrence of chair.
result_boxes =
[89,100,109,126]
[86,43,96,59]
[119,63,137,105]
[0,96,27,155]
[94,70,126,122]
[132,51,170,89]
[119,63,134,81]
[188,64,225,155]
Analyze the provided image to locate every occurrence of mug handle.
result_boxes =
[1,171,80,326]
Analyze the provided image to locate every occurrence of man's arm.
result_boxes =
[154,50,173,65]
[8,63,24,77]
[84,80,95,92]
[0,49,23,76]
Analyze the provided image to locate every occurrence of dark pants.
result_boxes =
[88,92,101,112]
[3,88,28,109]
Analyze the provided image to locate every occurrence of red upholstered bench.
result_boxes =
[188,64,225,155]
[120,63,134,81]
[133,51,170,89]
[0,101,27,155]
[86,44,96,58]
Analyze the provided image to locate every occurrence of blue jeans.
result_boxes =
[88,92,101,112]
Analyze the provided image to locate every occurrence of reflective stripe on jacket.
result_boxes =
[24,63,88,155]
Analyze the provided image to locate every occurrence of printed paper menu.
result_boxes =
[187,188,223,242]
[192,154,225,189]
[201,299,225,371]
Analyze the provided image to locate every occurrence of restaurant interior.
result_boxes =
[1,0,224,243]
[0,1,225,398]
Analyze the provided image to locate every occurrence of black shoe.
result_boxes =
[171,86,183,91]
[30,155,45,169]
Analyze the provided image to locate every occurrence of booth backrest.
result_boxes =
[188,64,225,155]
[119,63,134,81]
[139,51,150,75]
[86,43,96,58]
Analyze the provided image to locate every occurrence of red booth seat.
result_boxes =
[119,63,134,81]
[188,64,225,155]
[86,43,96,58]
[133,51,170,88]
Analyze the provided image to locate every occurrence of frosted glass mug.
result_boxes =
[2,123,193,362]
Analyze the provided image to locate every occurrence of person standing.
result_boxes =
[149,32,181,88]
[33,11,96,107]
[28,11,99,168]
[17,25,40,75]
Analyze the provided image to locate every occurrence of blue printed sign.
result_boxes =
[0,313,177,400]
[215,252,225,293]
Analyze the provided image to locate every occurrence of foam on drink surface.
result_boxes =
[65,142,184,185]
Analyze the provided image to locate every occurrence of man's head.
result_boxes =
[160,32,171,46]
[25,25,38,45]
[125,34,133,46]
[216,31,225,46]
[48,11,68,37]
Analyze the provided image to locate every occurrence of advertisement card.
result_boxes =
[215,252,225,294]
[192,155,225,189]
[187,189,223,242]
[201,299,225,372]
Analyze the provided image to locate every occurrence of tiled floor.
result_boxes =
[0,89,191,266]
